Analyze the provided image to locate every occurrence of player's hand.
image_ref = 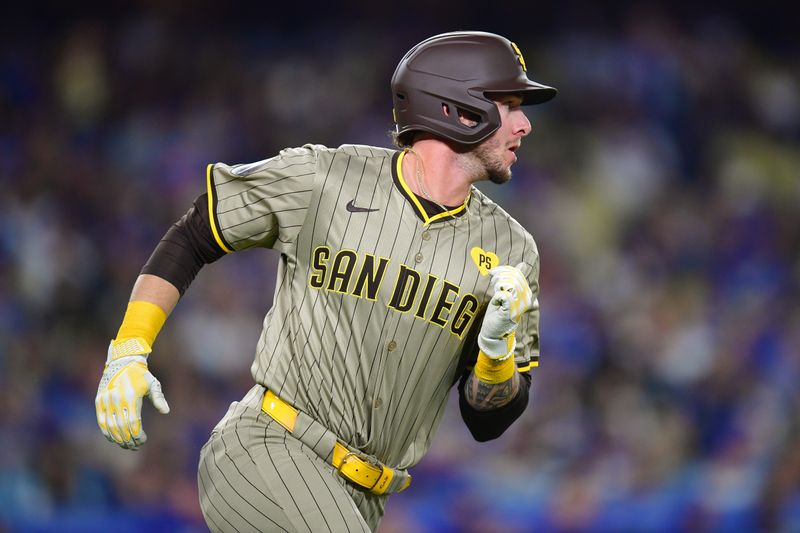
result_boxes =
[478,264,533,359]
[95,339,170,450]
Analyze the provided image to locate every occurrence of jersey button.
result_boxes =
[373,397,383,409]
[422,231,431,241]
[387,340,397,352]
[414,252,423,263]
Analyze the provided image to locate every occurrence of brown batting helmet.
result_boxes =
[391,31,557,145]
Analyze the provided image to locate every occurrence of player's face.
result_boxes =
[474,95,531,184]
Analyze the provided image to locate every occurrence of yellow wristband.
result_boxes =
[474,333,517,384]
[115,300,167,347]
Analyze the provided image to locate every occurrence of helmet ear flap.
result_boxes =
[454,107,481,128]
[436,96,495,138]
[440,102,481,133]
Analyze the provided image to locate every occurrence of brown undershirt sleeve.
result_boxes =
[140,193,226,295]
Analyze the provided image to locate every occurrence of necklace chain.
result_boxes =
[406,149,471,222]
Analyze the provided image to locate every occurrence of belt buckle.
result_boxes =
[342,450,380,468]
[338,450,384,491]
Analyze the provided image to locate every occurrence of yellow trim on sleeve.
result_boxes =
[396,151,471,226]
[516,359,539,373]
[206,163,233,254]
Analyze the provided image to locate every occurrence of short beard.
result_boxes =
[473,137,512,184]
[487,166,512,184]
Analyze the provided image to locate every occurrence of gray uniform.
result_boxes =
[198,144,540,531]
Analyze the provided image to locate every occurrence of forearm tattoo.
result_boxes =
[465,371,521,411]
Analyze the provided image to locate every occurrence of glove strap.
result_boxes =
[116,300,167,347]
[109,337,152,361]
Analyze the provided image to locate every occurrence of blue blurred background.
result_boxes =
[1,1,798,531]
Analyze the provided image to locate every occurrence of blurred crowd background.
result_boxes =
[1,1,798,532]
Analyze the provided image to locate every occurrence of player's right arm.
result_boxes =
[95,192,225,449]
[96,147,321,449]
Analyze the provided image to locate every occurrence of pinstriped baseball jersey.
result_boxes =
[206,143,540,469]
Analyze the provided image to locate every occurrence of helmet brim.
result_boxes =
[483,80,558,106]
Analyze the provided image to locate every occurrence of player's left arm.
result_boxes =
[459,370,532,442]
[463,363,525,411]
[458,262,538,441]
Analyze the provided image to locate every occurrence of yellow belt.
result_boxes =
[261,389,411,495]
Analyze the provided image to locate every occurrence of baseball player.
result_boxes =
[95,31,556,531]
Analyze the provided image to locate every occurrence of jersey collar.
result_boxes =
[392,150,471,226]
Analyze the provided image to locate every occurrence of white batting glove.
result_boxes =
[478,264,534,359]
[95,338,170,450]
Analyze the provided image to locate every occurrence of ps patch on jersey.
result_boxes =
[470,247,499,276]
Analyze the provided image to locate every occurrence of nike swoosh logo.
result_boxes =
[346,200,379,213]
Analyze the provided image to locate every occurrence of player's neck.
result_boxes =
[404,140,473,207]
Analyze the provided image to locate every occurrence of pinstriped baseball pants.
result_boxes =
[197,393,386,532]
